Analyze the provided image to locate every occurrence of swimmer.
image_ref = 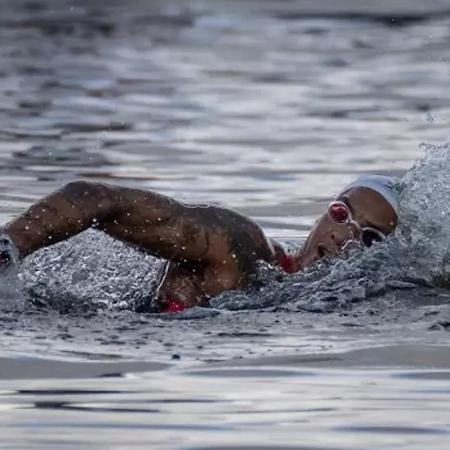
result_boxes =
[0,175,399,312]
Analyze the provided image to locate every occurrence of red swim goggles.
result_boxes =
[327,201,386,248]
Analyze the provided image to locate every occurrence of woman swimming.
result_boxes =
[0,175,399,312]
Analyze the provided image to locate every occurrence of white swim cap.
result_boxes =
[338,175,400,215]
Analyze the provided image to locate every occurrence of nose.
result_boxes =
[311,225,359,265]
[330,223,360,248]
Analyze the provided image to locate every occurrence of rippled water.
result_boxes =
[1,0,450,448]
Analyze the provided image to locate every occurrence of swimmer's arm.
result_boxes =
[2,181,246,265]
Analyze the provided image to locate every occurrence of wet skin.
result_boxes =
[2,181,397,311]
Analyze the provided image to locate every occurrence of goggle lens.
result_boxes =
[328,202,350,224]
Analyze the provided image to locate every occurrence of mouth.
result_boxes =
[300,243,339,270]
[317,243,351,260]
[339,239,363,256]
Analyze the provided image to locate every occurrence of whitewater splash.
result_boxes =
[5,144,450,314]
[17,233,162,312]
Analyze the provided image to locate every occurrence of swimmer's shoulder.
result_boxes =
[186,203,277,266]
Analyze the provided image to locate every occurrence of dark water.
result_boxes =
[1,0,450,448]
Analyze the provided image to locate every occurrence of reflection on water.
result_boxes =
[2,356,450,450]
[1,0,450,448]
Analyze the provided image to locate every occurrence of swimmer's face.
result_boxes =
[297,187,398,270]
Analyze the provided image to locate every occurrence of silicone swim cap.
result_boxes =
[338,175,400,215]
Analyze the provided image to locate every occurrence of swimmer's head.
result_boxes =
[296,175,400,270]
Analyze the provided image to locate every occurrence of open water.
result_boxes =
[1,0,450,448]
